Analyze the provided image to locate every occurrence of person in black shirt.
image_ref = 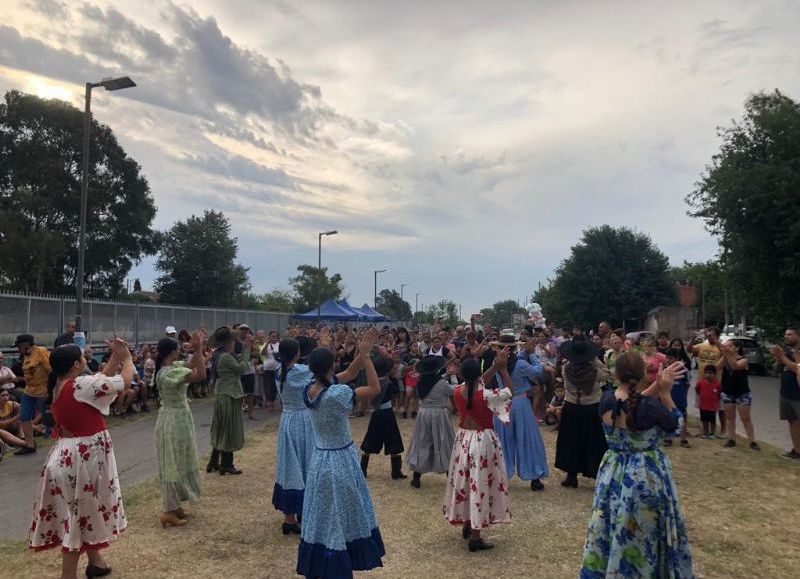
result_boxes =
[359,356,406,480]
[719,340,759,450]
[656,331,671,355]
[53,321,76,348]
[771,327,800,459]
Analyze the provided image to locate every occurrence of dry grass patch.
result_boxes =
[3,414,799,578]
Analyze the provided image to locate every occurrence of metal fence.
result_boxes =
[0,292,292,348]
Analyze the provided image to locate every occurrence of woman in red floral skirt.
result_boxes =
[29,338,134,579]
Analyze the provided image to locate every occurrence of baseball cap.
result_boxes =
[165,326,177,335]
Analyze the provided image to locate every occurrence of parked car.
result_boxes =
[625,331,656,344]
[719,334,766,375]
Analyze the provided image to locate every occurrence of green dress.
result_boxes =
[210,349,249,453]
[155,362,202,511]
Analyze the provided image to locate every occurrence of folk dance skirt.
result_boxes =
[493,395,549,481]
[210,394,244,453]
[155,404,202,512]
[29,430,127,552]
[272,408,316,516]
[442,427,511,531]
[406,406,455,474]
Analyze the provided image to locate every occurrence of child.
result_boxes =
[360,356,407,480]
[545,384,565,427]
[665,349,691,447]
[695,364,721,439]
[402,359,420,419]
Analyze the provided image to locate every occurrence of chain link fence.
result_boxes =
[0,292,291,349]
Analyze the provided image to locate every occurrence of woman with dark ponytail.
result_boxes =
[581,351,694,578]
[443,348,514,553]
[29,338,134,579]
[296,328,384,579]
[154,331,207,528]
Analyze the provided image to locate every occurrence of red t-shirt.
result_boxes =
[51,379,108,437]
[695,378,721,411]
[404,366,420,388]
[453,385,495,430]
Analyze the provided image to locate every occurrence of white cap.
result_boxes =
[165,326,177,335]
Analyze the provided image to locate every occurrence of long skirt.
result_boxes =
[555,401,608,478]
[210,394,245,453]
[360,408,404,455]
[406,406,455,473]
[29,430,127,552]
[442,428,511,531]
[272,408,315,516]
[493,395,549,480]
[155,405,201,511]
[298,442,385,578]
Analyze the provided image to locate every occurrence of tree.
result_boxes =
[260,288,296,313]
[668,261,727,327]
[289,265,344,313]
[375,289,413,321]
[480,299,527,329]
[686,90,800,334]
[425,299,460,327]
[154,210,251,306]
[534,225,672,330]
[0,91,158,296]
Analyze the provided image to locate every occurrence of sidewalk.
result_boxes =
[0,399,279,541]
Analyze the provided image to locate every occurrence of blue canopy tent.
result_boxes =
[292,299,359,321]
[357,303,388,322]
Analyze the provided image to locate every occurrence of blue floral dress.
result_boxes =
[298,382,384,579]
[581,392,694,578]
[271,364,316,516]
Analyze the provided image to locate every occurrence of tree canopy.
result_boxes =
[686,90,800,333]
[416,299,461,327]
[0,90,157,296]
[259,288,296,313]
[375,289,413,321]
[480,299,527,329]
[534,225,672,330]
[289,265,344,312]
[154,210,251,306]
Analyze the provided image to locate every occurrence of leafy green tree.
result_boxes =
[154,210,251,306]
[0,91,158,295]
[668,261,727,326]
[480,299,527,329]
[260,288,296,313]
[686,90,800,334]
[425,299,460,327]
[375,289,413,321]
[289,265,344,313]
[534,225,672,329]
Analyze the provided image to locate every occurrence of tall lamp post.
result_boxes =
[317,230,338,323]
[374,269,386,308]
[415,292,421,321]
[76,76,136,335]
[400,283,407,301]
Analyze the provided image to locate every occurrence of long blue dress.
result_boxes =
[581,392,694,578]
[271,364,316,516]
[494,352,549,480]
[297,383,385,579]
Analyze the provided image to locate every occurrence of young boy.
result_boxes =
[665,349,691,447]
[696,364,721,439]
[360,356,407,480]
[545,384,566,428]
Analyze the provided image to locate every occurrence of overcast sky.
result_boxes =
[3,0,798,318]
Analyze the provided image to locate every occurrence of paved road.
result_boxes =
[0,399,278,541]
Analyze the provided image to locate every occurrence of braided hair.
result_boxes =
[155,337,179,375]
[309,347,335,392]
[460,358,481,410]
[277,338,300,394]
[615,351,646,431]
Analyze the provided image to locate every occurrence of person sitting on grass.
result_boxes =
[545,384,565,427]
[696,364,721,439]
[0,389,21,435]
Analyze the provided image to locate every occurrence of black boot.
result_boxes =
[530,479,544,491]
[219,451,242,475]
[206,449,220,473]
[391,455,407,480]
[360,453,370,478]
[468,538,494,552]
[410,471,422,489]
[561,474,578,488]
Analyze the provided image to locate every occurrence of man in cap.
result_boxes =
[165,326,178,339]
[14,334,51,455]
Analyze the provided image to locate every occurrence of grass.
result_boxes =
[2,413,799,578]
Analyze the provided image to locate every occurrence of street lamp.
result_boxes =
[76,76,136,334]
[400,283,407,301]
[415,292,421,320]
[317,230,338,323]
[374,269,386,308]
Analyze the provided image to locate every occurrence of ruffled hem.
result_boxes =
[271,483,304,516]
[30,526,126,553]
[297,528,385,578]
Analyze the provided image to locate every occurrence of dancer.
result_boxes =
[272,332,365,535]
[443,350,513,552]
[555,335,611,488]
[297,329,385,579]
[406,355,455,488]
[581,352,694,578]
[359,355,407,480]
[207,326,251,475]
[492,335,549,491]
[154,330,207,528]
[29,339,134,579]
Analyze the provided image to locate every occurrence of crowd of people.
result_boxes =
[3,316,800,579]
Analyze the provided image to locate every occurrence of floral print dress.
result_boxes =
[581,392,694,578]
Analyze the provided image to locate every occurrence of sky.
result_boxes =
[2,0,799,318]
